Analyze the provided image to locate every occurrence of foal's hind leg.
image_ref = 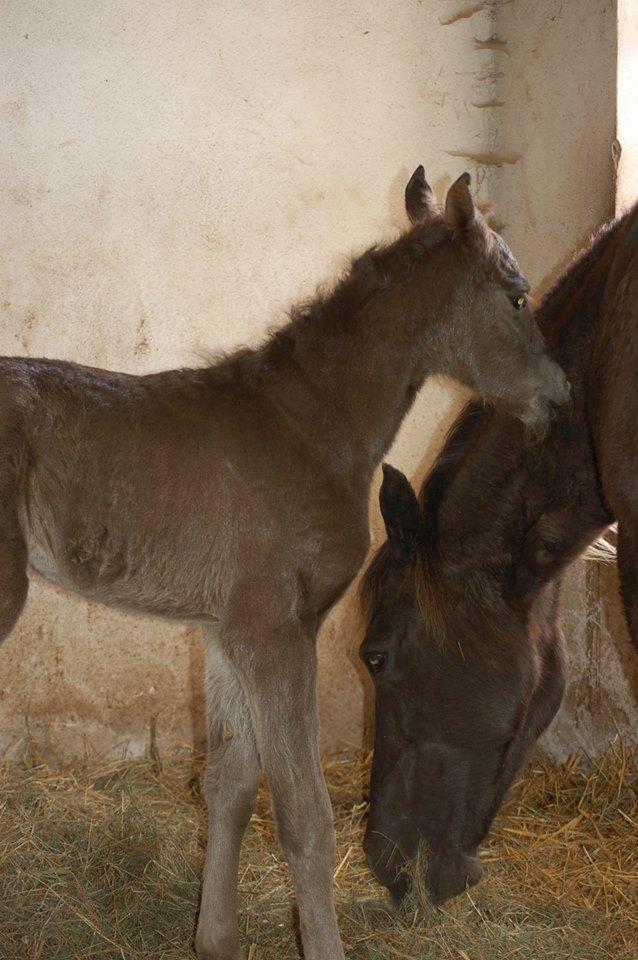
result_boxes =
[195,625,262,960]
[226,615,345,960]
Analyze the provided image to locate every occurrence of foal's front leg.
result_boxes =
[195,626,262,960]
[229,617,346,960]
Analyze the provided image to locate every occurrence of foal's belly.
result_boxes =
[26,534,222,624]
[22,462,371,628]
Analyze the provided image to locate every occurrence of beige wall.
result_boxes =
[492,0,617,292]
[1,0,497,756]
[617,0,638,214]
[1,1,632,760]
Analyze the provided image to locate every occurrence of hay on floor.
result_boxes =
[0,739,637,959]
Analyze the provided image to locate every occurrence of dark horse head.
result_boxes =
[358,206,638,905]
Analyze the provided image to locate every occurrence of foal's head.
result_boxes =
[404,167,570,429]
[359,453,567,905]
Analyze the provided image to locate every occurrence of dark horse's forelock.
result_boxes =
[360,402,492,638]
[358,538,393,621]
[413,402,493,640]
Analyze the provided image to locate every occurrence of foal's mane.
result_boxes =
[212,219,450,381]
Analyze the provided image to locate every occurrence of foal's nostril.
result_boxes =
[550,365,571,402]
[547,376,572,410]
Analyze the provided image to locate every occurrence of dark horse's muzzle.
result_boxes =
[425,846,484,905]
[365,821,483,906]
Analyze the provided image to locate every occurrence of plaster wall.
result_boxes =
[617,0,638,214]
[1,0,498,757]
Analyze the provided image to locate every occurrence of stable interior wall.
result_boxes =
[1,0,632,760]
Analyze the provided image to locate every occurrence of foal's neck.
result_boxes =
[254,238,452,479]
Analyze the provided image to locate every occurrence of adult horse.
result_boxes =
[0,167,568,960]
[360,204,637,907]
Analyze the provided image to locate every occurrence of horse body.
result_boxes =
[1,169,569,960]
[359,207,638,907]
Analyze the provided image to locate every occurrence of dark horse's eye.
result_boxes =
[363,652,387,674]
[512,294,527,311]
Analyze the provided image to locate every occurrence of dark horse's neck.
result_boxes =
[218,223,457,479]
[426,214,628,614]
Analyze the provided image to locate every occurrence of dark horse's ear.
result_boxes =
[379,463,420,562]
[405,165,440,226]
[444,172,490,251]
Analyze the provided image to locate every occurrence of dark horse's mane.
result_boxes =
[536,215,625,348]
[360,210,629,632]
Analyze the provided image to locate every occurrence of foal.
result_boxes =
[1,168,567,960]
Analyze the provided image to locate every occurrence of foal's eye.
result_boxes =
[363,652,387,674]
[512,294,527,311]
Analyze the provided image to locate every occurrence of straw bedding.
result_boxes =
[1,740,636,959]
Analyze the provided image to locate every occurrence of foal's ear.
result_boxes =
[444,173,489,250]
[405,165,440,226]
[379,464,420,562]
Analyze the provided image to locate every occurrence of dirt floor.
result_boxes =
[1,741,636,959]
